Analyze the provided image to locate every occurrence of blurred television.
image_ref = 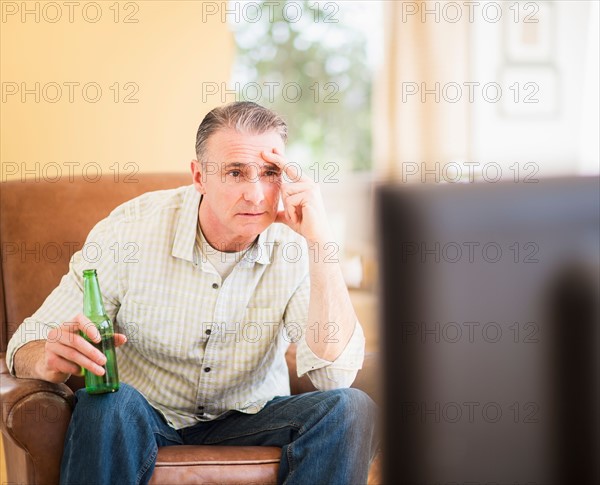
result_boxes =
[377,176,599,484]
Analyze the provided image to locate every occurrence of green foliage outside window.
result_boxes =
[230,0,373,171]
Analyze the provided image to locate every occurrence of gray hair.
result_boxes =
[195,102,288,164]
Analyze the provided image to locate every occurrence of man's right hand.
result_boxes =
[15,314,127,383]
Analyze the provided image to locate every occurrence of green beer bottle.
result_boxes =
[82,269,119,394]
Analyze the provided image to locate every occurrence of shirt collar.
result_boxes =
[240,227,276,266]
[171,185,277,266]
[171,185,201,263]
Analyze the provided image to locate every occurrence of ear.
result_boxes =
[190,160,207,194]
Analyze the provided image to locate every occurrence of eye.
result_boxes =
[227,170,241,178]
[264,170,281,179]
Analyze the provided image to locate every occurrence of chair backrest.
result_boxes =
[0,174,191,351]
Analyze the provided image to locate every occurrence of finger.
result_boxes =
[275,210,290,226]
[114,333,128,347]
[59,314,101,343]
[280,182,314,198]
[280,188,311,226]
[261,148,284,167]
[285,203,296,225]
[46,340,106,376]
[57,326,101,353]
[261,150,307,184]
[282,192,307,214]
[285,197,303,225]
[52,327,107,367]
[46,353,85,376]
[75,314,102,343]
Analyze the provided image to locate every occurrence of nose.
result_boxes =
[243,179,266,205]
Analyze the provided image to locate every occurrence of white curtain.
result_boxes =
[373,1,471,182]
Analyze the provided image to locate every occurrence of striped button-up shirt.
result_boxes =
[7,185,365,429]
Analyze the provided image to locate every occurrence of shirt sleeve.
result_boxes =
[283,273,366,390]
[5,213,123,375]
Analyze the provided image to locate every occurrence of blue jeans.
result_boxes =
[60,383,378,485]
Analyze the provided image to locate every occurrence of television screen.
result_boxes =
[377,176,599,484]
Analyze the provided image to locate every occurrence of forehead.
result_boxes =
[205,128,285,163]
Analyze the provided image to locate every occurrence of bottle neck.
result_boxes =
[83,272,107,318]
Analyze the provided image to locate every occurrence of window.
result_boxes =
[229,0,382,173]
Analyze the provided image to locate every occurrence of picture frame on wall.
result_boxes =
[500,1,559,118]
[503,1,555,64]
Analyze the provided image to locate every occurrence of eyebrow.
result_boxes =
[223,162,244,170]
[222,162,281,172]
[263,163,281,172]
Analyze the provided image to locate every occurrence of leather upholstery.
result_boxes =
[0,173,192,351]
[150,446,280,484]
[0,175,381,484]
[0,356,73,484]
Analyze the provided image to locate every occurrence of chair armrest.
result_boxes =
[0,352,74,484]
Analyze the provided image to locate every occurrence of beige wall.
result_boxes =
[0,0,234,476]
[1,1,235,182]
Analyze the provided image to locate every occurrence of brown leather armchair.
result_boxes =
[0,174,381,484]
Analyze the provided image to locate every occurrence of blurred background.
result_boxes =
[1,0,599,479]
[2,0,598,266]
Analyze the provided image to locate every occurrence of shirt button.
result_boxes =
[212,283,219,289]
[204,367,211,372]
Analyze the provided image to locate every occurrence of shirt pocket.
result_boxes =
[119,299,187,360]
[231,307,283,372]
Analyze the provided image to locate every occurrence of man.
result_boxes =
[6,102,378,484]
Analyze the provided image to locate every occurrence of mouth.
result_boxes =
[237,212,266,217]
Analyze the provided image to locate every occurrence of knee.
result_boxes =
[327,388,376,412]
[75,382,138,407]
[73,383,147,425]
[324,388,378,429]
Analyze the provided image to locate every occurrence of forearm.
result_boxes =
[305,248,357,362]
[264,148,359,362]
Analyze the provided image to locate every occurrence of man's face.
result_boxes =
[191,128,285,250]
